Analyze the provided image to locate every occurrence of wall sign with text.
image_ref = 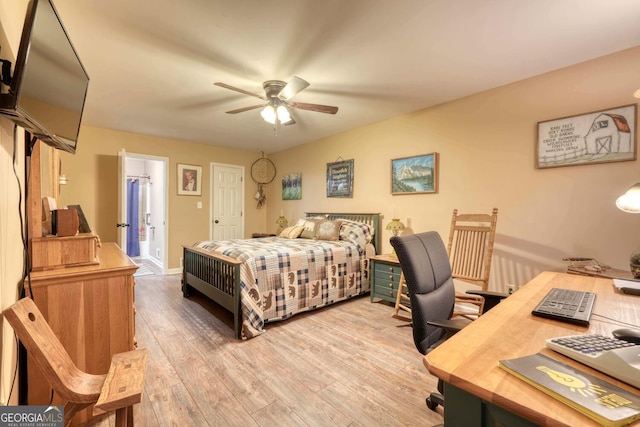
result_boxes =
[326,159,354,198]
[536,104,636,168]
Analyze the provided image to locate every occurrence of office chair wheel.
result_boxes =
[426,396,439,411]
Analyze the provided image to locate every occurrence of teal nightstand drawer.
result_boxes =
[370,256,403,303]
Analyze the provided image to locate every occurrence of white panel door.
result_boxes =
[211,163,244,240]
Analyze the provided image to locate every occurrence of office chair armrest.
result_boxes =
[427,318,471,339]
[466,290,508,313]
[466,290,509,298]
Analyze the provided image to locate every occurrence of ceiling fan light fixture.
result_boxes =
[276,105,292,124]
[260,104,276,124]
[216,76,338,127]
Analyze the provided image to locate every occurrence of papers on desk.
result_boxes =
[499,353,640,427]
[613,279,640,296]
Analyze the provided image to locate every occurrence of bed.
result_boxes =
[181,213,381,339]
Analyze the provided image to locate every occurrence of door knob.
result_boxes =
[214,220,219,224]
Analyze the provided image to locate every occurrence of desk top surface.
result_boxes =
[425,271,640,427]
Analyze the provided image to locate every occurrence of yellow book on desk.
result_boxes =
[499,353,640,427]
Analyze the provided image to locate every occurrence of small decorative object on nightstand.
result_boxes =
[275,214,288,234]
[616,182,640,278]
[385,218,405,257]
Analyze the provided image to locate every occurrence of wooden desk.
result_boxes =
[425,271,640,427]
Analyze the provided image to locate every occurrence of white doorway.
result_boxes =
[117,149,169,273]
[210,163,244,240]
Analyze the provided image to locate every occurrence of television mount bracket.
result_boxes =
[0,46,12,85]
[0,59,11,86]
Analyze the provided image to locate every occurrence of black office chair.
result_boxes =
[390,231,505,411]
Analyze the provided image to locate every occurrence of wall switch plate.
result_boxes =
[197,201,202,209]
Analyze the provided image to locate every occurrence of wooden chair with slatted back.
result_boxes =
[447,208,498,319]
[2,297,147,427]
[392,272,411,321]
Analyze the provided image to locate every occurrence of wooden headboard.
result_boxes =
[305,212,381,254]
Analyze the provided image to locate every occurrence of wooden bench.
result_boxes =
[2,297,147,426]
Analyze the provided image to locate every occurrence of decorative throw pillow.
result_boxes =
[339,219,374,253]
[279,226,295,238]
[279,225,304,239]
[316,219,343,241]
[300,219,321,239]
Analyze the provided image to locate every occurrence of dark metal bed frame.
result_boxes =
[181,213,381,338]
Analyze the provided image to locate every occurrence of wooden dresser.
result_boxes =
[25,242,137,425]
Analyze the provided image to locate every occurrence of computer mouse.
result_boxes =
[612,328,640,344]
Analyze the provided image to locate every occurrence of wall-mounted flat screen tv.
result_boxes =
[0,0,89,154]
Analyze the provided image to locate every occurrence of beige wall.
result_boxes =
[0,118,24,405]
[58,127,265,270]
[267,47,640,291]
[0,0,28,405]
[57,47,640,291]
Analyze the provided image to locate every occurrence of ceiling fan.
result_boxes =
[214,76,338,126]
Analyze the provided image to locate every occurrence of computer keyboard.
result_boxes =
[531,288,595,326]
[546,334,640,389]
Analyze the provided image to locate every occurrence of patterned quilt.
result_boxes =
[194,237,371,338]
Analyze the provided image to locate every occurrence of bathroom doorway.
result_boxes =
[118,150,168,274]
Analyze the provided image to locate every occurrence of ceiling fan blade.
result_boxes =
[278,76,310,100]
[225,104,264,114]
[214,82,267,100]
[292,102,338,114]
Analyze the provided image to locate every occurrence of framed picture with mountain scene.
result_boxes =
[391,152,439,195]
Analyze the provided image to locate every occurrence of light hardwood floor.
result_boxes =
[84,268,445,426]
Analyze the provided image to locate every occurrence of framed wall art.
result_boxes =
[282,172,302,200]
[326,159,354,198]
[537,104,637,169]
[177,163,202,195]
[391,152,439,195]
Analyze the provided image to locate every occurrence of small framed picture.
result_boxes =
[282,172,302,200]
[177,164,202,196]
[391,153,438,195]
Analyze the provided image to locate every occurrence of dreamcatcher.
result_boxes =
[251,152,276,208]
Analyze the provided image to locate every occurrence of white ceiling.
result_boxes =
[53,0,640,154]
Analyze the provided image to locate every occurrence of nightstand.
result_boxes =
[370,254,404,303]
[251,233,276,238]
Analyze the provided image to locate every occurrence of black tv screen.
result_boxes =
[0,0,89,154]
